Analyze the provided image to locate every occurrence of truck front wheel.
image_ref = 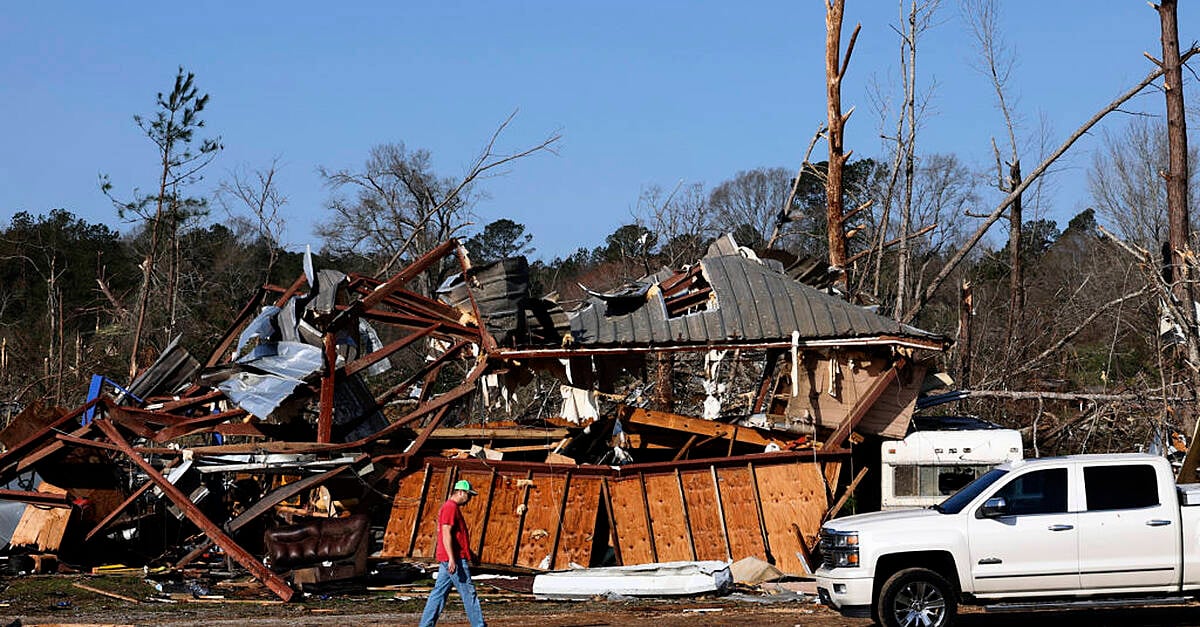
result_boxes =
[876,567,957,627]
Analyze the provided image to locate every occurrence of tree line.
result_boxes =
[2,0,1197,459]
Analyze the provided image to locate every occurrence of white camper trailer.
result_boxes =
[880,417,1023,510]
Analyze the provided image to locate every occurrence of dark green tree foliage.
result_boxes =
[0,210,138,404]
[464,219,535,264]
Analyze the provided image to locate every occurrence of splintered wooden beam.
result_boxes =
[318,331,337,444]
[821,362,901,450]
[824,465,869,523]
[85,480,155,542]
[93,418,295,602]
[0,488,71,508]
[427,427,571,440]
[359,239,460,312]
[617,406,776,447]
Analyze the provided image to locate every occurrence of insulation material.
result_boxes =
[560,385,599,424]
[532,560,733,600]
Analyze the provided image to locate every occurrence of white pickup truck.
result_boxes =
[815,453,1200,627]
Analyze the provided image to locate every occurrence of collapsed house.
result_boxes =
[0,235,948,601]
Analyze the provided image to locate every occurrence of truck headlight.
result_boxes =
[820,529,860,568]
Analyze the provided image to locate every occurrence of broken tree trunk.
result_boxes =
[824,0,859,294]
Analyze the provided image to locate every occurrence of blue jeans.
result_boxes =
[419,558,486,627]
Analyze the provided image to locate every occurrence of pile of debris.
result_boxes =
[0,235,948,601]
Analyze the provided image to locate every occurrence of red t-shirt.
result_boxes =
[434,499,472,562]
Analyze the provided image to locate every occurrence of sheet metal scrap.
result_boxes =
[0,233,951,597]
[0,240,494,601]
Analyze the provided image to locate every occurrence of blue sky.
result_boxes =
[1,1,1194,259]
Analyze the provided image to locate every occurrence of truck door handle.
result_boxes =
[1147,519,1173,527]
[1048,524,1074,531]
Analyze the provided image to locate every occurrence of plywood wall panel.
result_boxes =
[410,467,453,558]
[382,466,430,557]
[553,476,602,569]
[680,469,729,562]
[455,469,495,558]
[515,472,568,568]
[479,472,527,565]
[715,466,767,562]
[754,462,826,573]
[608,475,654,564]
[643,473,692,562]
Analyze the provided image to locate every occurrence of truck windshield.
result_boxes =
[934,467,1008,514]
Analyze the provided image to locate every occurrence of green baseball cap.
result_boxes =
[454,479,478,495]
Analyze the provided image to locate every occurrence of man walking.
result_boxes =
[419,479,486,627]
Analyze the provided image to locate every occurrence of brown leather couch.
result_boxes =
[264,514,370,586]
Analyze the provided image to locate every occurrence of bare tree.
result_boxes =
[216,158,288,284]
[893,0,941,317]
[634,181,712,268]
[902,50,1198,323]
[964,0,1026,346]
[707,168,794,249]
[317,111,559,291]
[1150,0,1194,321]
[1088,118,1197,249]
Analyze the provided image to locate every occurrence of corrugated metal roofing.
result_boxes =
[568,253,946,347]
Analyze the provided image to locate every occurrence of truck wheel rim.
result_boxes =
[892,580,946,627]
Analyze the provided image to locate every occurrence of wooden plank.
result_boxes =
[516,472,568,568]
[410,467,453,558]
[553,475,602,569]
[455,469,495,559]
[226,466,352,536]
[754,461,827,574]
[85,480,154,542]
[680,469,728,562]
[480,472,526,566]
[607,475,654,565]
[823,461,843,500]
[382,466,430,558]
[642,473,691,562]
[73,582,141,604]
[317,332,337,443]
[619,406,775,447]
[428,427,570,440]
[715,466,767,563]
[10,481,70,551]
[826,466,870,522]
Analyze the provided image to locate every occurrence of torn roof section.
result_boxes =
[565,244,949,352]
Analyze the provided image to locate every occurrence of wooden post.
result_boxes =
[318,332,337,443]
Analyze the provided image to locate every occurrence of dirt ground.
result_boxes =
[6,575,1200,626]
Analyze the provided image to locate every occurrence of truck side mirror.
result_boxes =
[978,496,1008,518]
